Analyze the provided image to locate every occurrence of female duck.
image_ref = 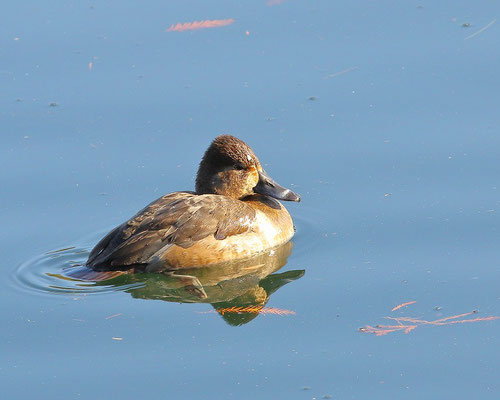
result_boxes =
[87,135,300,274]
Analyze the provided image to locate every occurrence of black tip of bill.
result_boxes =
[254,171,301,202]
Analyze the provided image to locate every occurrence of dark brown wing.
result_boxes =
[87,192,256,270]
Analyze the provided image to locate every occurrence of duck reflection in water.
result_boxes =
[65,241,304,326]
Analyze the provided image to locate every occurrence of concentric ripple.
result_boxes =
[12,241,143,297]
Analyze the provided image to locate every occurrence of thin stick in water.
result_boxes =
[465,19,496,40]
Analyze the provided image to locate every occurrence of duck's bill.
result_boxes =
[254,171,301,202]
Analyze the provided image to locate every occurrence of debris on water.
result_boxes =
[322,66,358,80]
[301,386,311,390]
[166,19,235,32]
[392,301,417,312]
[46,246,76,254]
[309,96,317,101]
[464,19,497,40]
[462,23,471,28]
[323,395,333,399]
[361,309,498,336]
[434,306,442,311]
[112,337,123,341]
[49,102,58,107]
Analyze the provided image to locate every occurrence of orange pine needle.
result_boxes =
[385,316,429,324]
[391,301,417,312]
[434,316,499,325]
[88,61,93,71]
[217,306,295,315]
[166,19,235,32]
[404,325,417,334]
[359,325,410,336]
[198,306,295,316]
[430,311,476,324]
[361,310,499,336]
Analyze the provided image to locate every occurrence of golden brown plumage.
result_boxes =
[86,135,300,275]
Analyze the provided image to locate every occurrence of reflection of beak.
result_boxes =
[254,171,301,202]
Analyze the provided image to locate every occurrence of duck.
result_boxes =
[86,135,300,292]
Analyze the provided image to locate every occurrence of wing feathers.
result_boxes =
[87,192,256,270]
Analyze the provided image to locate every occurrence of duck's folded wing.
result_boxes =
[87,192,256,270]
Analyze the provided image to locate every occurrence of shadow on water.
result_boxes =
[13,240,304,326]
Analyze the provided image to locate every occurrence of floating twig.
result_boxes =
[322,66,358,80]
[465,19,496,40]
[46,247,76,255]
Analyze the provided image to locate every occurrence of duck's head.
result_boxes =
[195,135,300,202]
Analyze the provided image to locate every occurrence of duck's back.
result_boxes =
[87,192,258,271]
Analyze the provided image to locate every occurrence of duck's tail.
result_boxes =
[65,265,130,282]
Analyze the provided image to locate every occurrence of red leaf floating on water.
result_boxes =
[166,19,235,32]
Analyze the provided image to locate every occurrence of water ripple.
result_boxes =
[291,205,328,259]
[11,239,143,297]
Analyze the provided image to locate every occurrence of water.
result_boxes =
[2,1,499,399]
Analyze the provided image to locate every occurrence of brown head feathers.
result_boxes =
[195,135,263,198]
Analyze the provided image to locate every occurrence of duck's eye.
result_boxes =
[234,163,245,171]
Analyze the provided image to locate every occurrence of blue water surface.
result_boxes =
[2,1,499,399]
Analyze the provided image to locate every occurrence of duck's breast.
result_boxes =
[157,198,294,270]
